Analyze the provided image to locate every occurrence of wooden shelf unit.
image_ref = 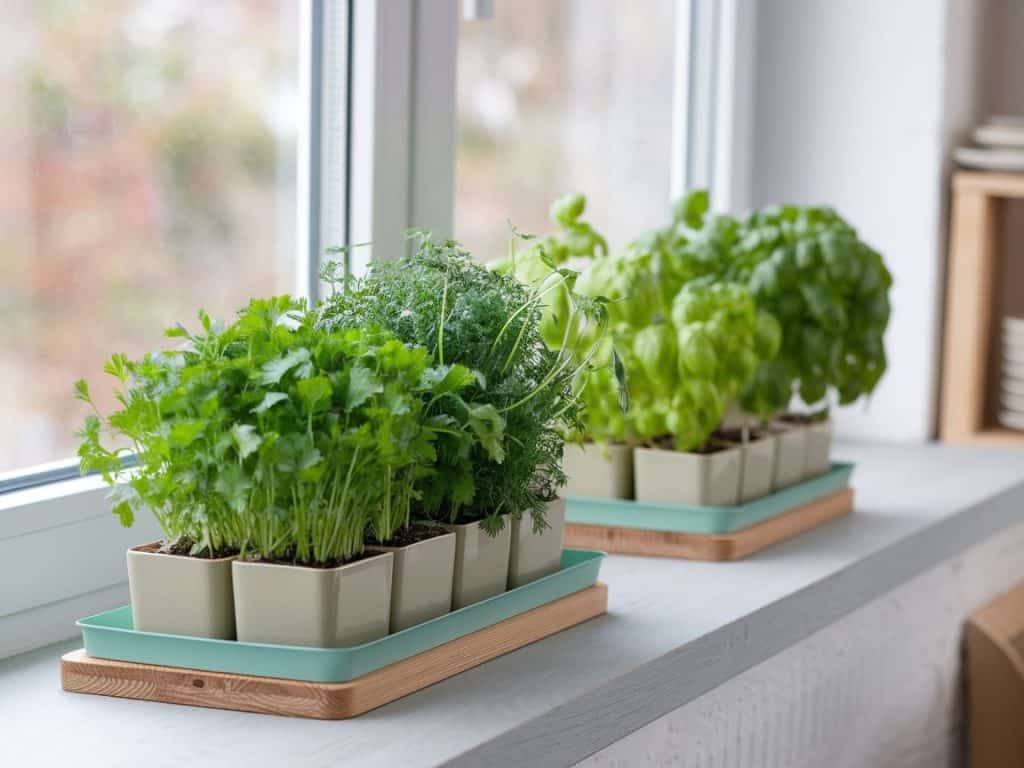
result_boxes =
[940,171,1024,446]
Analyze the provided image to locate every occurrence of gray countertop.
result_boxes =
[2,441,1023,767]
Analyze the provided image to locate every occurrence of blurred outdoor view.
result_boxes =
[1,1,299,473]
[455,0,676,262]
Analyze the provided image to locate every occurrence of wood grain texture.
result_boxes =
[563,489,854,561]
[940,181,1001,442]
[953,170,1024,198]
[60,583,608,720]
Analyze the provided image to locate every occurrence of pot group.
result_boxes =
[564,418,833,506]
[125,499,566,646]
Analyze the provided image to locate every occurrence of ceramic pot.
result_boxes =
[769,421,807,490]
[446,515,511,609]
[232,551,393,648]
[803,419,834,478]
[738,433,778,503]
[369,530,456,632]
[126,543,236,640]
[507,497,565,589]
[562,442,634,499]
[633,445,742,506]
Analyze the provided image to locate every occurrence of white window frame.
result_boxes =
[0,0,754,659]
[0,0,353,658]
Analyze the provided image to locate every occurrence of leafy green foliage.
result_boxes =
[509,194,776,450]
[76,298,474,563]
[319,233,595,534]
[667,194,893,414]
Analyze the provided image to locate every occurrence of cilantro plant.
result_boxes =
[77,297,472,564]
[319,233,604,534]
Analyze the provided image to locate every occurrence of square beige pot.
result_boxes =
[508,497,565,589]
[562,442,634,499]
[232,551,393,648]
[446,515,511,609]
[126,543,236,640]
[803,420,834,478]
[633,445,742,506]
[770,421,807,490]
[739,433,778,503]
[369,530,455,632]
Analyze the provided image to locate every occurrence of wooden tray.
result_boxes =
[565,489,853,561]
[61,583,608,720]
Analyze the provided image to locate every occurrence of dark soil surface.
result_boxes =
[780,412,828,425]
[371,523,450,548]
[248,549,385,570]
[715,427,768,443]
[135,540,237,560]
[646,435,735,454]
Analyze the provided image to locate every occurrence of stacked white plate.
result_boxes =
[955,116,1024,172]
[1001,316,1024,430]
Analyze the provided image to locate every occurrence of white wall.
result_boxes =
[748,0,953,442]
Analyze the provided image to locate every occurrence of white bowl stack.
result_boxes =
[1001,316,1024,430]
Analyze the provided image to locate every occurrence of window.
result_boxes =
[455,0,678,261]
[1,0,747,658]
[1,1,301,474]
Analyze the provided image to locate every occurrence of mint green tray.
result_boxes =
[76,548,604,684]
[567,463,853,535]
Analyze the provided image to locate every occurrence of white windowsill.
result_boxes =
[1,440,1023,766]
[0,474,161,658]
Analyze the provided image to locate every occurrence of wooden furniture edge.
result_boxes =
[60,583,608,720]
[952,170,1024,198]
[940,180,1000,441]
[564,488,854,561]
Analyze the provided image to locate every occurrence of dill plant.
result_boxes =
[318,233,607,534]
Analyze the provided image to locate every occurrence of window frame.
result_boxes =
[0,0,351,658]
[0,0,754,658]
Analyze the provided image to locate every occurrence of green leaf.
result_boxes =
[231,424,262,459]
[612,346,630,413]
[214,464,252,513]
[112,500,134,528]
[297,376,332,413]
[467,403,506,463]
[676,325,718,378]
[550,193,585,228]
[103,353,130,383]
[345,367,382,409]
[672,189,709,229]
[73,379,91,403]
[165,322,192,339]
[259,347,311,385]
[109,484,138,528]
[251,391,289,414]
[169,419,207,448]
[420,364,477,395]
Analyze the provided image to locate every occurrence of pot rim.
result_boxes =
[442,512,512,533]
[232,550,393,574]
[634,443,742,459]
[129,542,237,563]
[367,529,456,553]
[569,439,636,449]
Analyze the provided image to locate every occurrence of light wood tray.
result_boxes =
[565,489,853,561]
[61,583,607,720]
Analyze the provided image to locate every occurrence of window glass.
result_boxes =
[455,0,677,261]
[1,1,299,473]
